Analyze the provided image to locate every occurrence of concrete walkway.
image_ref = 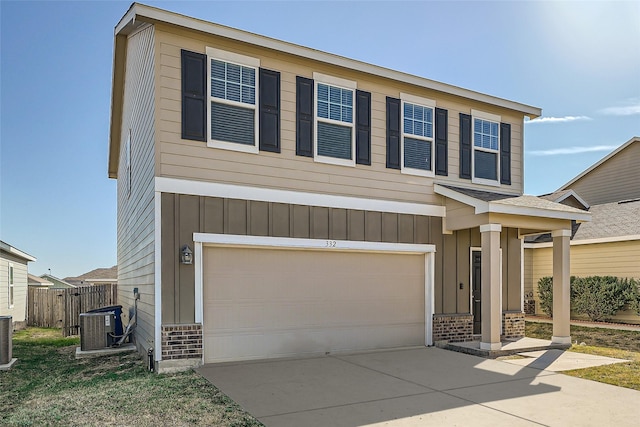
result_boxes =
[526,315,640,331]
[197,347,640,426]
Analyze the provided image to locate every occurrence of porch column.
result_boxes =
[480,224,502,350]
[552,229,571,344]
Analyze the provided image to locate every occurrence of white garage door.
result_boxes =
[202,246,425,363]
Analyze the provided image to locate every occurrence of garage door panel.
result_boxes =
[203,247,425,363]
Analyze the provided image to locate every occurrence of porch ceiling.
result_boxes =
[435,184,592,233]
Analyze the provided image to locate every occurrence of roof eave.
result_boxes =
[120,3,541,118]
[558,136,640,191]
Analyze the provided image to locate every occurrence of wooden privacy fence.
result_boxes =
[28,284,118,336]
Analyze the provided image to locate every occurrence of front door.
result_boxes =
[472,250,482,334]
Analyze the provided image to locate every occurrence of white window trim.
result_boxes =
[471,110,501,187]
[125,129,132,197]
[312,72,356,167]
[400,93,436,178]
[206,47,260,154]
[8,263,14,308]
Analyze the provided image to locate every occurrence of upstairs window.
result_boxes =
[314,73,356,166]
[472,110,501,185]
[401,94,435,176]
[207,48,260,153]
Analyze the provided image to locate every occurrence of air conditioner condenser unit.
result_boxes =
[79,312,115,351]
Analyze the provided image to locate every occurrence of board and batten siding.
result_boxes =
[117,24,157,353]
[0,254,28,324]
[160,192,524,322]
[565,142,640,205]
[154,24,524,205]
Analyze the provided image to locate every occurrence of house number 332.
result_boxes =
[325,240,337,247]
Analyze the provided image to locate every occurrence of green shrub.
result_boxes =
[537,276,554,316]
[536,275,639,321]
[572,276,634,321]
[623,278,640,315]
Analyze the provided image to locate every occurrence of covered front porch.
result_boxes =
[434,184,591,352]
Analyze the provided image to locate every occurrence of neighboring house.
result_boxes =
[27,274,54,288]
[39,274,75,289]
[108,3,590,372]
[64,266,118,287]
[0,241,36,329]
[525,137,640,323]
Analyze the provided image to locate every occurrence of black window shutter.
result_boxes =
[386,97,401,169]
[435,108,448,176]
[296,76,314,157]
[356,90,371,165]
[181,49,206,142]
[259,68,281,153]
[500,122,512,185]
[459,113,472,179]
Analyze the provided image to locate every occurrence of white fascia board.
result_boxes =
[486,202,593,221]
[554,190,590,210]
[525,234,640,248]
[0,241,37,262]
[125,3,541,118]
[156,177,445,217]
[194,233,435,255]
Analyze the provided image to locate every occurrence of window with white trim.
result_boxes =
[207,47,260,153]
[401,94,435,176]
[8,263,14,308]
[314,73,356,166]
[472,110,500,185]
[125,129,131,197]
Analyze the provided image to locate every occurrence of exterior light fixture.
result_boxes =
[180,244,193,265]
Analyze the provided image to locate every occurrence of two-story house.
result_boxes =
[108,3,590,372]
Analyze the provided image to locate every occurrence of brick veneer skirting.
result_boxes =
[432,314,474,343]
[161,324,203,360]
[502,311,525,339]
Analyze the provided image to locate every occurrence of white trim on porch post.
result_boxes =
[552,229,572,345]
[479,223,502,351]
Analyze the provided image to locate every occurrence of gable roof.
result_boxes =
[64,266,117,285]
[558,136,640,191]
[109,2,542,178]
[28,274,53,286]
[434,184,592,222]
[0,240,36,262]
[538,189,590,210]
[40,274,75,288]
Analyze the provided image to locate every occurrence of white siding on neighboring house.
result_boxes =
[0,255,28,324]
[117,24,157,354]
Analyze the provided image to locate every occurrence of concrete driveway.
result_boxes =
[197,347,640,426]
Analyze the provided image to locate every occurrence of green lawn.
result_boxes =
[0,328,263,427]
[525,321,640,390]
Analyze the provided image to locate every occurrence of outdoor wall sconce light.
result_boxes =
[180,244,193,265]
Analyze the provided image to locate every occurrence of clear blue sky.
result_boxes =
[1,1,639,278]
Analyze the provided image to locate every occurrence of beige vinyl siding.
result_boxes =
[116,25,157,353]
[528,240,640,322]
[566,142,640,205]
[0,255,28,323]
[155,24,524,204]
